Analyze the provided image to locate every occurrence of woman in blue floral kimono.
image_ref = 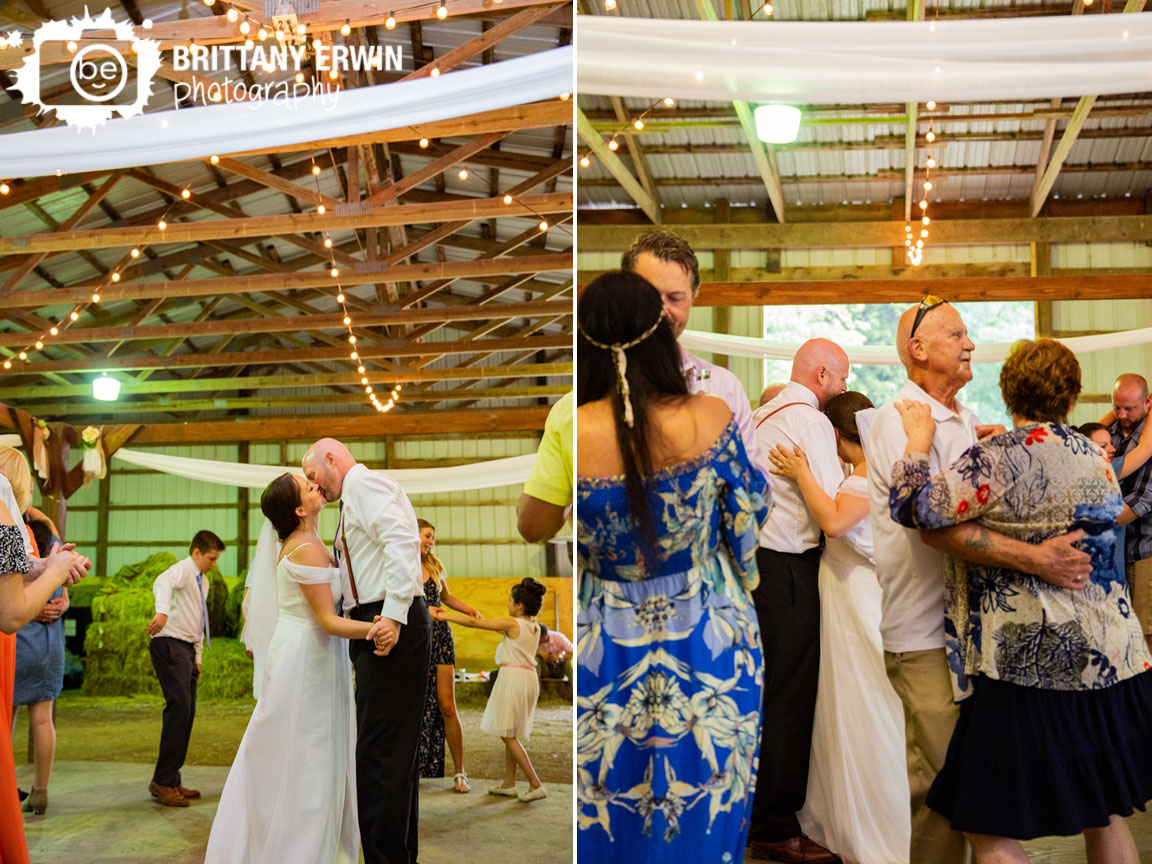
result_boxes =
[575,270,771,863]
[888,337,1152,862]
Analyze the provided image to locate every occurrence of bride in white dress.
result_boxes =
[205,473,384,864]
[767,392,910,864]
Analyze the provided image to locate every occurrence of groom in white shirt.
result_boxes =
[303,438,429,864]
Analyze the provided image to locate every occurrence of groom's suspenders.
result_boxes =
[340,515,362,607]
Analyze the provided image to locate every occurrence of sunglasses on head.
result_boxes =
[910,295,947,339]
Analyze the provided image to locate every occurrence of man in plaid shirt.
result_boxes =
[1109,372,1152,652]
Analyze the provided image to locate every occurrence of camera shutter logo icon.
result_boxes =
[12,7,162,131]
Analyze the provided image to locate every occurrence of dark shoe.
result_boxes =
[176,786,201,799]
[148,781,189,807]
[748,835,840,863]
[17,788,27,802]
[22,787,47,815]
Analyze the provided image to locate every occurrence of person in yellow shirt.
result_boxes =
[517,391,573,543]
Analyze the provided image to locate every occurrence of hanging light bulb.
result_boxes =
[66,40,78,53]
[90,293,100,303]
[181,188,191,199]
[0,183,9,195]
[17,352,26,360]
[337,293,346,303]
[579,156,590,168]
[419,137,429,148]
[385,11,396,28]
[608,139,619,151]
[605,0,617,9]
[344,316,352,325]
[764,2,774,13]
[538,220,548,232]
[93,373,121,402]
[130,248,140,258]
[2,362,9,370]
[923,180,933,191]
[70,312,79,321]
[312,164,321,175]
[244,38,254,49]
[926,100,936,111]
[458,168,468,180]
[297,23,307,35]
[257,26,268,40]
[34,341,43,350]
[348,335,357,344]
[429,67,440,78]
[663,97,675,108]
[324,237,333,248]
[922,216,930,225]
[331,267,339,277]
[240,17,251,34]
[925,130,936,143]
[158,220,167,230]
[329,68,339,79]
[502,194,513,204]
[633,119,644,131]
[918,200,928,210]
[920,229,929,238]
[341,18,351,35]
[49,327,58,336]
[111,272,121,282]
[318,204,327,214]
[225,4,239,21]
[926,157,936,169]
[437,0,448,18]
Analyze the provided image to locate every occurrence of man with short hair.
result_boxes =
[303,438,426,864]
[1109,372,1152,651]
[622,230,767,477]
[866,298,1092,864]
[747,338,848,864]
[146,529,224,808]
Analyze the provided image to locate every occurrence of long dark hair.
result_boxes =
[577,270,688,565]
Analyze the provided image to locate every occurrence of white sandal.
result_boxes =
[453,772,471,793]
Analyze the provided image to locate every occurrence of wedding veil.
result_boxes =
[241,519,280,700]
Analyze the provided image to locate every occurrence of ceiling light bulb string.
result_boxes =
[305,155,400,414]
[906,99,938,267]
[587,96,677,167]
[225,0,453,45]
[0,201,180,374]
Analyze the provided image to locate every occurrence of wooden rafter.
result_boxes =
[576,106,660,224]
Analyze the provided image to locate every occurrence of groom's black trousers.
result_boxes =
[749,545,822,843]
[350,597,431,864]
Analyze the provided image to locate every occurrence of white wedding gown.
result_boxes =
[204,555,358,864]
[798,474,911,864]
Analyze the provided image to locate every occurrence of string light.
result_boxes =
[579,156,590,168]
[419,138,429,148]
[502,194,513,204]
[318,204,327,214]
[181,188,191,199]
[66,40,77,53]
[257,26,268,40]
[240,17,251,34]
[0,183,8,195]
[560,93,570,101]
[458,168,468,180]
[430,67,440,78]
[608,139,619,151]
[386,11,396,28]
[340,18,351,35]
[663,97,675,107]
[605,0,617,9]
[226,4,238,21]
[437,0,448,18]
[633,119,644,131]
[538,220,548,232]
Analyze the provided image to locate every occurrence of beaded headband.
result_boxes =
[579,308,666,427]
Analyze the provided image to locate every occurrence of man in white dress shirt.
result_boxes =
[621,230,768,479]
[865,298,1092,864]
[303,438,427,864]
[747,338,848,864]
[146,530,224,808]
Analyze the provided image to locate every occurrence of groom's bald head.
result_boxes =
[302,437,357,502]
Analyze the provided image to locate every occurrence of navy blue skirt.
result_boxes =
[927,671,1152,839]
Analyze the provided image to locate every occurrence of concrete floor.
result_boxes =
[18,761,572,864]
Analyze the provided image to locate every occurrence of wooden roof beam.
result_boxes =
[576,106,660,224]
[0,193,572,254]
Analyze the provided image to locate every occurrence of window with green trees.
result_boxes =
[761,302,1035,427]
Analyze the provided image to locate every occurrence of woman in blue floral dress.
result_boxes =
[887,338,1152,861]
[576,271,771,862]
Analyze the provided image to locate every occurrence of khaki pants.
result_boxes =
[1127,557,1152,646]
[885,648,966,864]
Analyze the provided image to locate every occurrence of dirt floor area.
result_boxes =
[12,691,573,784]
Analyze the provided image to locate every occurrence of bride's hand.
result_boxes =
[368,616,397,656]
[767,444,810,480]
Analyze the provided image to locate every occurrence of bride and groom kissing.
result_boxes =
[205,437,430,864]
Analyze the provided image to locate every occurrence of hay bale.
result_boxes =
[82,619,159,697]
[68,577,108,609]
[223,580,246,640]
[109,552,179,588]
[197,638,254,700]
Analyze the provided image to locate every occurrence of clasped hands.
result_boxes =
[367,615,399,656]
[28,541,91,587]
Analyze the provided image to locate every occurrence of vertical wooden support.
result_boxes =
[96,472,111,579]
[383,436,396,469]
[237,441,250,574]
[712,199,732,370]
[1032,242,1054,337]
[42,422,73,539]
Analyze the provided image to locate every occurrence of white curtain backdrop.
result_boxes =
[680,325,1152,364]
[0,435,533,491]
[577,16,1152,103]
[0,46,572,176]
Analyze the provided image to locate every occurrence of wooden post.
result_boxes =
[237,441,250,574]
[712,199,732,370]
[1032,241,1054,336]
[41,422,74,539]
[96,472,111,579]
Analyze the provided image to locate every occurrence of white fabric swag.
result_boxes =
[0,46,573,176]
[576,16,1152,103]
[680,324,1152,365]
[0,435,534,492]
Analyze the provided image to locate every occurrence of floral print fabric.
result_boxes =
[576,420,770,860]
[888,422,1152,701]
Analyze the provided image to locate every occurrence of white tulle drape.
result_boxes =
[680,325,1152,365]
[241,519,281,700]
[577,16,1152,103]
[1,46,572,176]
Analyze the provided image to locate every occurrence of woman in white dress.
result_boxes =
[205,473,383,864]
[766,391,911,864]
